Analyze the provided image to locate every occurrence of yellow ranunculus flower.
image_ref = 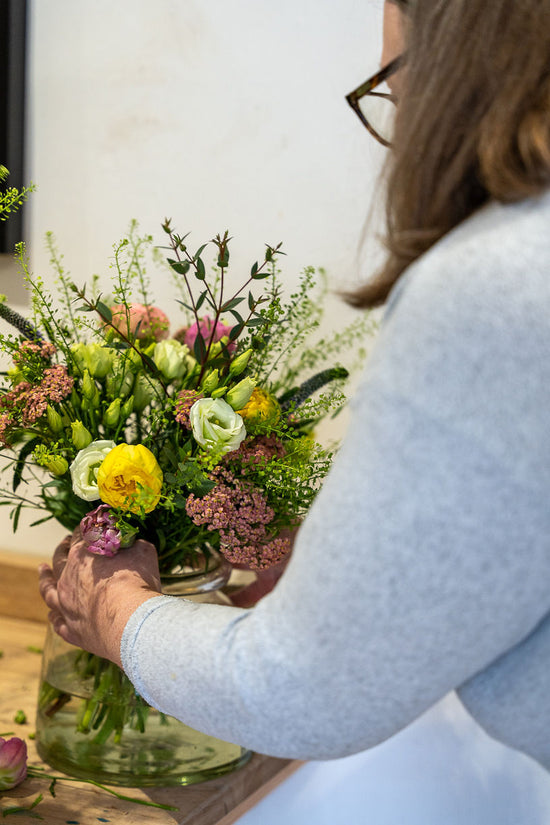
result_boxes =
[237,388,281,432]
[97,443,163,514]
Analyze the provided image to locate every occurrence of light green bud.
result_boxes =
[70,389,81,410]
[7,367,24,386]
[141,342,156,358]
[121,395,134,420]
[208,341,223,358]
[225,377,255,410]
[126,348,143,369]
[201,369,219,394]
[106,361,134,399]
[71,343,114,379]
[71,421,93,450]
[44,455,69,476]
[153,339,190,381]
[46,405,64,434]
[133,373,161,413]
[229,348,252,376]
[211,386,227,398]
[103,398,121,428]
[81,370,97,401]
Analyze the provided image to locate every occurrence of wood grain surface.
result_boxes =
[0,550,50,623]
[0,604,301,823]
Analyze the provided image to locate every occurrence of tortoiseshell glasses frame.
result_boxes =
[345,54,406,147]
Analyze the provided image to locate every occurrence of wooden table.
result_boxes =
[0,553,301,824]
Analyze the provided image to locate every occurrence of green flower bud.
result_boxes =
[46,405,64,434]
[106,361,134,400]
[70,389,81,410]
[126,348,143,369]
[43,455,69,476]
[229,348,252,376]
[103,398,121,428]
[153,339,190,381]
[208,341,223,358]
[201,369,219,394]
[133,373,161,413]
[81,370,97,401]
[211,386,227,398]
[142,342,156,358]
[7,367,24,386]
[71,343,114,379]
[225,376,256,410]
[71,421,93,450]
[121,395,134,420]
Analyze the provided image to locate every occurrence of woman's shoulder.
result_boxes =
[433,190,550,269]
[384,190,550,325]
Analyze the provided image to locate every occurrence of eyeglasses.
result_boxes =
[345,55,405,147]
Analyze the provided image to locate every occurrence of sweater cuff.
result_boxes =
[119,594,180,706]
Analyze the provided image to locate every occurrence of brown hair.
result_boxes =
[348,0,550,308]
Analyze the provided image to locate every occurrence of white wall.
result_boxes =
[1,0,386,554]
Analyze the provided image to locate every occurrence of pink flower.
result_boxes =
[111,303,169,341]
[186,469,291,568]
[0,412,13,446]
[21,365,74,426]
[226,435,286,467]
[80,504,121,556]
[183,316,236,353]
[0,737,27,790]
[0,366,74,429]
[221,535,291,570]
[12,340,56,365]
[174,389,203,428]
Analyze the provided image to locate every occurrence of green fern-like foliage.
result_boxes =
[0,165,35,222]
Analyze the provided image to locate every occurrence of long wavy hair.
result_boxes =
[348,0,550,308]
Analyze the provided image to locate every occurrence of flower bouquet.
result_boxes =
[0,218,374,785]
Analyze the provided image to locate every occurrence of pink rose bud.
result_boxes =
[0,737,27,790]
[111,303,170,342]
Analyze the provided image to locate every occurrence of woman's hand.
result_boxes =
[38,531,162,667]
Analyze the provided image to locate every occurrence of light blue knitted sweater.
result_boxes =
[121,192,550,768]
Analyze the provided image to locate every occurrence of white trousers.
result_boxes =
[235,693,550,825]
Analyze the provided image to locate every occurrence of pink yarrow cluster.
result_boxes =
[0,365,74,445]
[186,469,291,569]
[174,389,203,428]
[227,435,286,467]
[11,340,56,365]
[80,505,122,556]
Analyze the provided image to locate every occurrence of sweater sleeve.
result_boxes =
[121,200,550,760]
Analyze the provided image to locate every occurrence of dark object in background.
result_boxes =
[0,0,28,252]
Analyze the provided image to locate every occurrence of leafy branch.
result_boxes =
[161,219,283,385]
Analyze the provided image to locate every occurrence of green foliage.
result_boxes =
[0,166,35,223]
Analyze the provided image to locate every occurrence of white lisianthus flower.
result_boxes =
[153,339,191,381]
[70,440,116,501]
[189,398,246,455]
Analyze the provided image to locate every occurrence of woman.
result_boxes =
[39,0,550,784]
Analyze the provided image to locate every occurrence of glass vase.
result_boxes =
[35,550,252,786]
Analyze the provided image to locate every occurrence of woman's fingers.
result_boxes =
[51,535,72,580]
[38,565,61,612]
